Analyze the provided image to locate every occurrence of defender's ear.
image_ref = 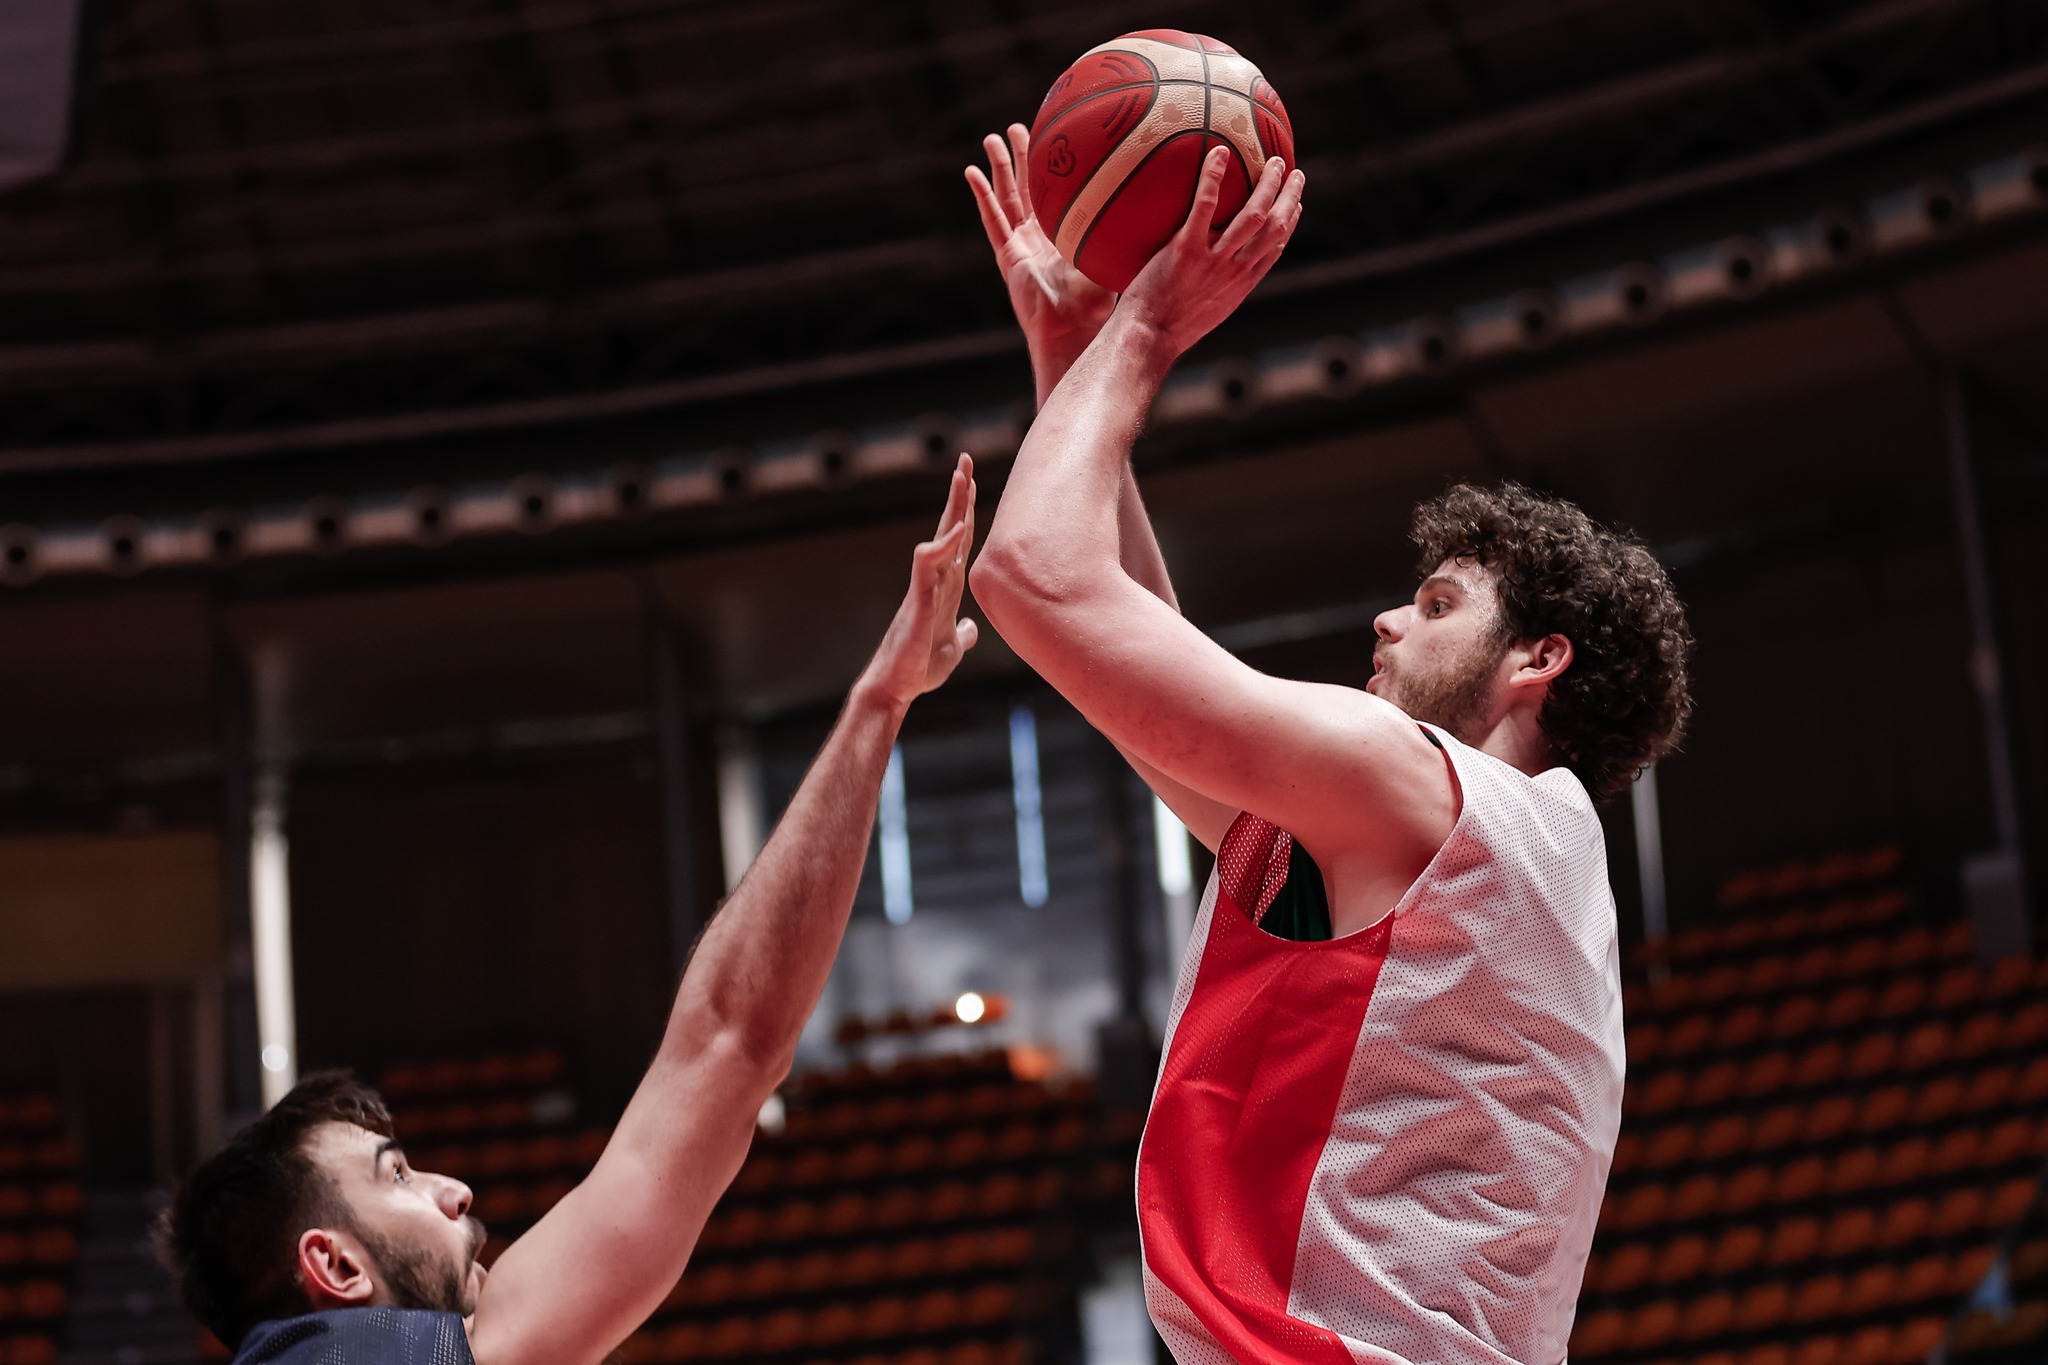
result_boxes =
[298,1227,376,1308]
[1510,633,1572,691]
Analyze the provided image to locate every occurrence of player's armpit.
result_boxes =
[973,565,1454,931]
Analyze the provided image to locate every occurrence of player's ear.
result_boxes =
[298,1227,377,1307]
[1512,633,1573,691]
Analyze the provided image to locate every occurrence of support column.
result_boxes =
[1094,740,1155,1112]
[1942,371,2034,960]
[652,618,710,973]
[213,640,264,1127]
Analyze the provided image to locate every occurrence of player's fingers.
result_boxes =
[1219,156,1285,258]
[965,168,1013,252]
[986,131,1027,226]
[1006,124,1036,217]
[955,618,979,653]
[1179,145,1231,244]
[935,458,972,537]
[1239,168,1304,262]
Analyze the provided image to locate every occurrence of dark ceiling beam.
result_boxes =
[0,237,980,386]
[5,0,1992,302]
[63,0,1622,193]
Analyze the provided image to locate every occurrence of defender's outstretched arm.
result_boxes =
[467,460,979,1365]
[971,153,1452,914]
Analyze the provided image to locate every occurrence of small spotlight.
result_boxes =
[757,1093,787,1135]
[954,992,987,1025]
[261,1044,291,1073]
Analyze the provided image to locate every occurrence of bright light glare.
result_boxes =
[756,1093,787,1135]
[1008,706,1048,907]
[1153,795,1192,896]
[954,991,987,1024]
[879,745,913,924]
[261,1044,290,1073]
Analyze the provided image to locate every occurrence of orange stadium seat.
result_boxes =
[1824,1147,1880,1199]
[1751,1104,1804,1151]
[1773,1158,1827,1206]
[1653,1234,1709,1285]
[1910,1076,1965,1127]
[1771,993,1823,1040]
[1962,1064,2015,1113]
[1735,1281,1792,1335]
[1626,1299,1682,1353]
[1841,1264,1897,1318]
[1719,1165,1773,1217]
[1822,1208,1876,1259]
[1767,1217,1822,1268]
[1801,1095,1856,1145]
[1681,1290,1736,1341]
[1709,1225,1765,1277]
[1790,1272,1845,1323]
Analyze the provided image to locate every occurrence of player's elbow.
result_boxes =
[968,539,1036,630]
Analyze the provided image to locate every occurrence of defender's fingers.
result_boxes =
[934,457,973,536]
[1005,124,1035,216]
[1219,156,1286,258]
[986,131,1027,225]
[965,167,1014,251]
[955,618,979,653]
[1179,145,1231,241]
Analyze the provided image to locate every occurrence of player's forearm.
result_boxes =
[976,313,1177,628]
[660,681,903,1078]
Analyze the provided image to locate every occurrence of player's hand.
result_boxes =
[1119,149,1304,360]
[965,125,1115,364]
[857,454,980,712]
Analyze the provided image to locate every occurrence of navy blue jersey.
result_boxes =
[235,1308,474,1365]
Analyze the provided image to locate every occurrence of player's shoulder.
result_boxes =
[235,1307,475,1365]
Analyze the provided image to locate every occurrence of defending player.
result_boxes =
[157,459,981,1365]
[968,130,1692,1365]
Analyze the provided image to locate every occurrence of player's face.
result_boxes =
[305,1122,489,1317]
[1367,559,1513,739]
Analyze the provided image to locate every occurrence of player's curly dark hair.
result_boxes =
[1412,483,1693,803]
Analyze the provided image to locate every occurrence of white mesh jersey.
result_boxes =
[1136,724,1625,1365]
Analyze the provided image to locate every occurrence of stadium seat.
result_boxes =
[1928,1127,1982,1177]
[1953,1011,2002,1060]
[1855,1085,1911,1136]
[1626,1299,1681,1352]
[1719,1165,1773,1216]
[1773,1158,1827,1205]
[1846,1032,1896,1079]
[1824,1147,1880,1198]
[1645,1125,1696,1170]
[1571,1308,1626,1357]
[1653,1235,1708,1285]
[1709,1225,1765,1276]
[1984,1176,2035,1230]
[1795,1041,1845,1089]
[1961,1065,2014,1113]
[1800,1096,1855,1146]
[1751,1104,1803,1151]
[1790,1272,1845,1323]
[1930,1188,1985,1239]
[1910,1077,1964,1128]
[1771,994,1822,1040]
[1680,1291,1735,1341]
[1841,1264,1896,1317]
[1822,1208,1876,1259]
[1877,1137,1929,1188]
[1767,1217,1822,1267]
[1735,1282,1791,1334]
[1840,1323,1892,1365]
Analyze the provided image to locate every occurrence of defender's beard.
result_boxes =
[1379,633,1510,743]
[359,1216,487,1317]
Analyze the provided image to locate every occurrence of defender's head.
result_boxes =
[1369,482,1694,801]
[155,1071,487,1351]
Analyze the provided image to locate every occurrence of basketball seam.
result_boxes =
[1036,49,1162,247]
[1073,128,1220,280]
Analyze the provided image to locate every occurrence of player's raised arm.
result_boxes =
[967,126,1238,849]
[971,152,1453,920]
[466,460,978,1365]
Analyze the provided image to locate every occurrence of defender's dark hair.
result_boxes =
[1412,483,1694,802]
[154,1071,395,1350]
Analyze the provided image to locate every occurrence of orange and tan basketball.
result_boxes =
[1028,31,1294,293]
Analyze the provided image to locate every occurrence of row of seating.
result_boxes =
[1639,891,1908,969]
[1949,1302,2048,1360]
[729,1118,1090,1195]
[0,1282,64,1323]
[1609,1316,1945,1365]
[0,1104,57,1137]
[1572,1249,1993,1357]
[775,1083,1092,1146]
[1587,1187,2038,1293]
[379,1049,566,1099]
[0,1229,76,1270]
[1625,1024,2048,1119]
[1628,919,1991,1015]
[395,1097,567,1138]
[403,1129,608,1180]
[0,1186,81,1225]
[623,1333,1026,1365]
[1632,960,2043,1063]
[1600,1152,2038,1235]
[794,1051,1020,1099]
[1716,848,1904,909]
[658,1228,1035,1313]
[0,1144,77,1178]
[698,1171,1074,1251]
[0,1334,55,1365]
[1614,1102,2048,1177]
[627,1282,1022,1361]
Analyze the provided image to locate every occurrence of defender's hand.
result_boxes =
[858,455,979,712]
[1120,150,1305,361]
[965,125,1115,359]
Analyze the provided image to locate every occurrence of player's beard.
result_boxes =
[358,1216,486,1317]
[1377,632,1510,743]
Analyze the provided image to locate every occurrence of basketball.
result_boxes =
[1027,31,1294,293]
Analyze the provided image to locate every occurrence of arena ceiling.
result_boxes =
[1,0,2046,531]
